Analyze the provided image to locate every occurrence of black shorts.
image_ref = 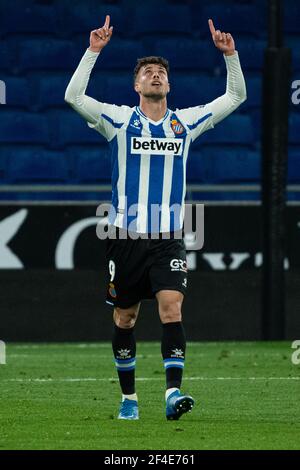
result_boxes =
[105,227,188,309]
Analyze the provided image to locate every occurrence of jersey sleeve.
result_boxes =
[64,48,133,141]
[176,51,247,142]
[86,101,133,141]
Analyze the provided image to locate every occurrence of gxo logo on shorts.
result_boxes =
[170,259,187,273]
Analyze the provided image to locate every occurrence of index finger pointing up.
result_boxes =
[208,19,216,35]
[104,15,110,29]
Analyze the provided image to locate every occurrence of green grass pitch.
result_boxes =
[0,341,299,450]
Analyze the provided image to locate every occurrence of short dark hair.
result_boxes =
[133,56,170,83]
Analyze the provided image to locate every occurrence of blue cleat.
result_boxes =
[118,399,139,420]
[166,390,194,420]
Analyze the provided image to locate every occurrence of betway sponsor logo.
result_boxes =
[131,137,183,156]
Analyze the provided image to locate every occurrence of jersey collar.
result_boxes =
[136,106,170,125]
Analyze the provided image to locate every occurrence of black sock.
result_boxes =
[112,324,136,395]
[161,321,186,390]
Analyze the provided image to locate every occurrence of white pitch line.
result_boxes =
[2,376,300,383]
[11,342,280,350]
[12,344,112,349]
[7,353,289,359]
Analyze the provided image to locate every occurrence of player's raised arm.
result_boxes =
[64,15,113,124]
[206,19,247,126]
[176,20,246,141]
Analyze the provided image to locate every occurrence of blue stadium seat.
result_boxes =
[36,75,74,110]
[231,39,265,72]
[290,114,300,144]
[6,148,70,183]
[0,112,49,144]
[61,4,123,35]
[18,40,76,71]
[212,39,265,77]
[1,77,31,108]
[204,148,261,183]
[0,5,58,36]
[97,39,146,70]
[207,191,261,202]
[288,150,300,183]
[169,75,224,110]
[151,39,218,71]
[37,73,109,110]
[0,0,34,7]
[186,150,212,182]
[56,112,106,146]
[284,3,300,34]
[84,72,108,103]
[53,0,100,4]
[248,108,262,143]
[132,6,192,36]
[199,4,264,37]
[286,38,300,72]
[0,41,12,71]
[0,152,6,182]
[194,114,254,146]
[242,76,262,110]
[69,146,111,183]
[121,0,168,5]
[190,0,267,37]
[104,74,137,107]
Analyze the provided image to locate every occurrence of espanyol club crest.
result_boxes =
[171,119,184,135]
[109,282,117,298]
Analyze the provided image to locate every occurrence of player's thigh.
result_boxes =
[105,235,147,308]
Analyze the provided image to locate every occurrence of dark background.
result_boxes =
[0,204,299,340]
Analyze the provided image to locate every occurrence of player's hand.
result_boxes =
[208,19,235,56]
[89,15,113,53]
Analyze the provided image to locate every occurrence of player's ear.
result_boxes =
[134,81,140,93]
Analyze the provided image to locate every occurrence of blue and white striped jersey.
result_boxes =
[88,103,214,233]
[65,49,247,233]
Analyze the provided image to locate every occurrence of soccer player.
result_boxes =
[65,15,246,420]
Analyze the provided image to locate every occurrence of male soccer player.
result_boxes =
[65,15,246,420]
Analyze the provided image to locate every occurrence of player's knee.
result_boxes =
[113,307,138,329]
[159,301,182,324]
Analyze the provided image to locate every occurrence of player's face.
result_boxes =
[134,64,170,100]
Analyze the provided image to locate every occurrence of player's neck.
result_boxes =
[139,98,168,122]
